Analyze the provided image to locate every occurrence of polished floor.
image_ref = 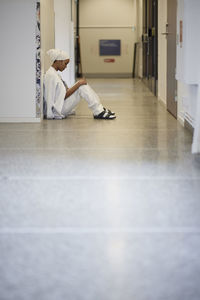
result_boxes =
[0,78,200,300]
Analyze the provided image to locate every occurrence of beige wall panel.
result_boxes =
[54,0,75,85]
[80,28,136,75]
[80,0,135,27]
[40,0,55,73]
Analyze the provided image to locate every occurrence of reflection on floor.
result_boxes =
[0,79,200,300]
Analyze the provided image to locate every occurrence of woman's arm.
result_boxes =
[65,78,87,99]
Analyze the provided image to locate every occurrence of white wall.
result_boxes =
[79,0,137,77]
[176,0,200,153]
[54,0,75,86]
[157,0,167,105]
[176,0,200,127]
[0,0,37,122]
[177,81,197,126]
[176,0,200,85]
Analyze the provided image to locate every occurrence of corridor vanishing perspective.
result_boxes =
[0,79,200,300]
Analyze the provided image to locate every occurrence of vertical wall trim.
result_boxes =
[36,1,41,117]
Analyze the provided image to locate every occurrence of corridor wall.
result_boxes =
[40,0,55,74]
[79,0,137,77]
[176,0,200,153]
[54,0,75,86]
[40,0,55,118]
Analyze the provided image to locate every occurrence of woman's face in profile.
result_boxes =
[58,59,70,71]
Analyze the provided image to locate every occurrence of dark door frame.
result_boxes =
[75,0,82,77]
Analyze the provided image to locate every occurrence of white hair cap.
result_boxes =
[47,49,70,63]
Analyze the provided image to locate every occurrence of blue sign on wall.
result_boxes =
[99,40,121,56]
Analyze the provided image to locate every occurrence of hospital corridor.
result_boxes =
[1,0,200,298]
[1,78,200,299]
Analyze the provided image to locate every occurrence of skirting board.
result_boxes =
[158,97,186,129]
[184,119,194,133]
[84,73,133,78]
[178,116,185,127]
[0,117,41,123]
[158,97,166,107]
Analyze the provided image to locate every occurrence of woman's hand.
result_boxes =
[65,78,87,99]
[78,78,87,86]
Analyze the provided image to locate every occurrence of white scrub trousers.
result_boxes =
[61,84,104,117]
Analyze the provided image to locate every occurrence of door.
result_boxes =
[166,0,177,118]
[142,0,158,95]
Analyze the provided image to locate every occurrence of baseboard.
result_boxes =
[158,97,166,107]
[84,73,133,78]
[184,119,194,133]
[177,116,185,127]
[0,117,41,123]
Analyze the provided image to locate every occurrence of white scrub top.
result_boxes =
[43,66,66,119]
